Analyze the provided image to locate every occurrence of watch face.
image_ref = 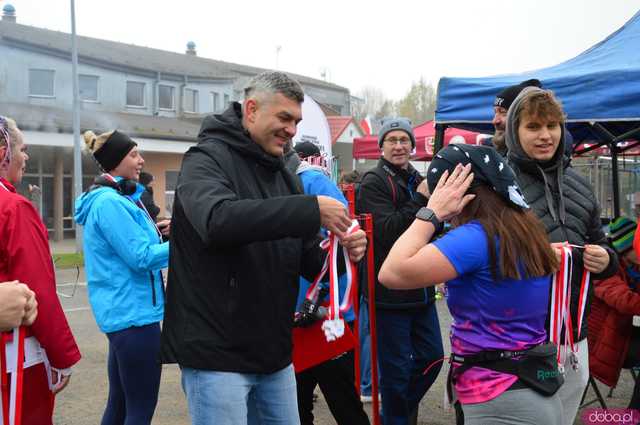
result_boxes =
[417,207,435,222]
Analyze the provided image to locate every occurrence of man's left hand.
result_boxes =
[157,219,171,237]
[341,229,367,262]
[583,244,610,273]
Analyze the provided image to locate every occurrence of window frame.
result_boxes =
[158,84,175,111]
[184,88,198,113]
[79,74,99,102]
[126,81,146,108]
[28,69,56,98]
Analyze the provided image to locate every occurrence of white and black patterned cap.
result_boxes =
[427,144,529,209]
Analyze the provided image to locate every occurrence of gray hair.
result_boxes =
[244,71,305,103]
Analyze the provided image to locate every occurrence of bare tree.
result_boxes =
[353,86,393,121]
[395,78,437,126]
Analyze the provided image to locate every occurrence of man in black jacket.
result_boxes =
[357,118,443,425]
[159,71,366,425]
[505,87,618,425]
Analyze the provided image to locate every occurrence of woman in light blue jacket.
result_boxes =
[74,129,169,425]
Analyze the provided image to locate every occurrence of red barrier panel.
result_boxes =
[363,213,381,425]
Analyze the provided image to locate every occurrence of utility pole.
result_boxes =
[70,0,83,252]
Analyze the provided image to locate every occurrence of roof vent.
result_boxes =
[186,41,196,56]
[2,4,16,22]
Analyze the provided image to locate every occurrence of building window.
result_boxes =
[165,170,179,217]
[211,92,220,112]
[159,85,175,110]
[224,94,230,108]
[126,81,145,107]
[79,75,99,101]
[29,69,55,97]
[184,88,198,113]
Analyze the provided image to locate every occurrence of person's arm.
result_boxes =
[177,148,322,247]
[96,195,169,272]
[5,199,80,370]
[379,164,475,289]
[594,272,640,315]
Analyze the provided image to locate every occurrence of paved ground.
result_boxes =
[51,266,637,424]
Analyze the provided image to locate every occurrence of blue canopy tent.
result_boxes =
[434,10,640,216]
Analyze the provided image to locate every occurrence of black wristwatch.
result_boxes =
[415,207,444,233]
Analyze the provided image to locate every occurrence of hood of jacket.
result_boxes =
[198,102,284,172]
[74,176,144,225]
[505,86,570,224]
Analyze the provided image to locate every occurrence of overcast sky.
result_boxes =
[7,0,640,100]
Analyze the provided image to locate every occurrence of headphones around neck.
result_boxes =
[92,175,138,196]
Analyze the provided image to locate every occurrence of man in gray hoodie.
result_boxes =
[505,86,618,425]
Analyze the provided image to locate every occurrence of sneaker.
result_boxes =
[360,394,372,403]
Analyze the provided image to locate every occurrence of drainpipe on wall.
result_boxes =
[153,72,160,115]
[180,75,188,117]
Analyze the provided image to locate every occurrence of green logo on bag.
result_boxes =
[536,369,559,381]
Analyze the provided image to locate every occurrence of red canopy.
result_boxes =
[352,120,483,161]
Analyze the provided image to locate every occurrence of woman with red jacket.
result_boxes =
[0,116,81,424]
[588,216,640,409]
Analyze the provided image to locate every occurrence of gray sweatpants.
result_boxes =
[557,338,590,425]
[462,388,563,425]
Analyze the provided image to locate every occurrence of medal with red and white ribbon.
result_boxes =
[0,327,25,425]
[549,245,590,373]
[306,219,360,342]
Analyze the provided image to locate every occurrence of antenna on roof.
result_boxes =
[275,45,282,70]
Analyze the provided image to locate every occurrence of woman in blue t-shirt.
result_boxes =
[379,144,560,425]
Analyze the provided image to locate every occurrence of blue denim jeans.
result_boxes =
[181,363,300,425]
[359,296,373,396]
[377,304,444,425]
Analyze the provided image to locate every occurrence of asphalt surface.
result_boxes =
[52,267,637,424]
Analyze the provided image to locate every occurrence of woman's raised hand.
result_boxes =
[426,163,475,222]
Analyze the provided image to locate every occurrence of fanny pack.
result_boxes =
[450,342,564,396]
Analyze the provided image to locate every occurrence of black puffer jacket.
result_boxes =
[160,103,325,373]
[506,87,618,340]
[356,158,434,309]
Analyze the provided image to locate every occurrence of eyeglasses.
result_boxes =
[383,137,412,146]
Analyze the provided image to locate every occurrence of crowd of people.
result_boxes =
[2,68,640,425]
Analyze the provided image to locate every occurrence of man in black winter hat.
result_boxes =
[491,79,543,154]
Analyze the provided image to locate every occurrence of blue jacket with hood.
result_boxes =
[74,178,169,333]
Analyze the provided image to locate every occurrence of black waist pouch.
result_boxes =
[514,342,564,396]
[451,342,564,397]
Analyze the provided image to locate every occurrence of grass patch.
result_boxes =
[52,253,84,269]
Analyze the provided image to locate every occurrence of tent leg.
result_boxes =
[434,124,447,154]
[612,148,620,218]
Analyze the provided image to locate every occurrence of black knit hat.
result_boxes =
[494,79,543,110]
[93,131,137,172]
[427,144,529,209]
[294,141,321,158]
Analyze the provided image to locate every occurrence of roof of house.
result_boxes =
[0,20,348,92]
[327,116,362,144]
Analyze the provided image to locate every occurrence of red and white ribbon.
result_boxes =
[549,246,591,372]
[306,220,360,342]
[0,327,25,425]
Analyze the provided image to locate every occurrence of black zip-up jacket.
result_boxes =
[159,103,325,373]
[356,158,434,309]
[505,88,618,341]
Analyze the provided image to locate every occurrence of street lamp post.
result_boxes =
[70,0,83,252]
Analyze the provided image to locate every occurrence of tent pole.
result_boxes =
[612,146,621,218]
[434,124,447,154]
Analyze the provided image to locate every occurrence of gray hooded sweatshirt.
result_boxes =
[505,86,618,340]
